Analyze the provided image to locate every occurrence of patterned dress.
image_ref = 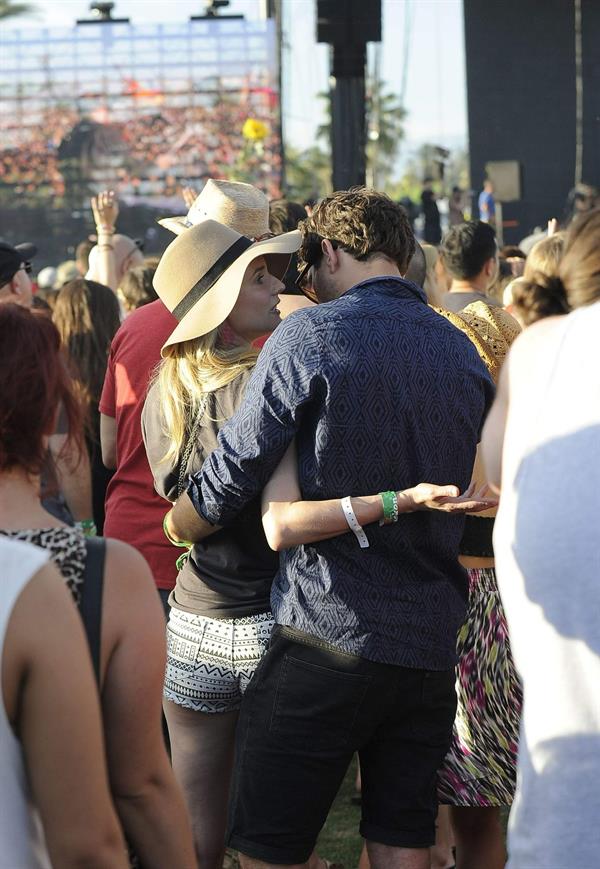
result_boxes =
[438,566,523,806]
[0,527,85,604]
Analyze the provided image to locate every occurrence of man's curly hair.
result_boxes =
[298,187,416,273]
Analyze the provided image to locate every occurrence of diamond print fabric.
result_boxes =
[187,277,495,668]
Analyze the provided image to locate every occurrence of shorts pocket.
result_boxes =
[269,654,371,752]
[412,669,457,747]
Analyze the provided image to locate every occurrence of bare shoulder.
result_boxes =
[16,562,79,630]
[507,315,567,369]
[100,539,164,665]
[4,563,86,716]
[103,538,157,599]
[105,537,152,583]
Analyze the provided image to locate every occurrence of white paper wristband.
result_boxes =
[341,496,370,549]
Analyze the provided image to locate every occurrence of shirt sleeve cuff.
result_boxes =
[186,474,219,526]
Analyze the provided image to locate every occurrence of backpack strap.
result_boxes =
[80,537,106,686]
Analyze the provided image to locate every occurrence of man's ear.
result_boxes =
[321,238,339,271]
[484,256,496,278]
[0,277,18,299]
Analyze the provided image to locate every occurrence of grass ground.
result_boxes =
[227,761,510,868]
[316,765,511,868]
[316,760,363,867]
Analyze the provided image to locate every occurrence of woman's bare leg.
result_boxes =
[164,699,239,869]
[450,806,505,869]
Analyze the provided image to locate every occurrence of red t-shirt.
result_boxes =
[99,300,178,590]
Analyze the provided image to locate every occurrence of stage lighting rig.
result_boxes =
[77,2,130,24]
[191,1,243,19]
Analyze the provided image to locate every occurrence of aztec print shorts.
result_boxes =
[164,606,274,714]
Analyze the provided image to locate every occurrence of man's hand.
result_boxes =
[91,189,119,231]
[168,491,221,543]
[398,482,498,514]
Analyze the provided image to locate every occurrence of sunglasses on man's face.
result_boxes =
[295,260,319,303]
[295,236,339,303]
[20,262,32,275]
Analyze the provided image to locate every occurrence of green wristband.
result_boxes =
[379,490,399,525]
[76,519,97,538]
[163,514,193,549]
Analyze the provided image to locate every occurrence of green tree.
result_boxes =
[316,78,406,191]
[387,145,470,206]
[0,0,37,20]
[446,148,470,191]
[284,145,331,203]
[365,78,406,189]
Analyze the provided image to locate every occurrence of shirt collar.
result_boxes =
[344,274,428,305]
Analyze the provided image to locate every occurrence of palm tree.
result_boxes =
[366,79,406,188]
[284,145,332,202]
[0,1,37,20]
[317,77,406,191]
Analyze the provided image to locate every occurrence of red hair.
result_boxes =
[0,304,84,474]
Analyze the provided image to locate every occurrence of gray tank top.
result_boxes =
[494,303,600,868]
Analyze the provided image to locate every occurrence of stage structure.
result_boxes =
[0,16,281,261]
[464,0,600,243]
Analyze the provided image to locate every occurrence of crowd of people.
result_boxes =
[0,170,598,869]
[0,95,281,207]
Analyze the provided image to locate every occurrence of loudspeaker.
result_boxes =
[485,161,522,202]
[332,44,366,78]
[317,0,381,45]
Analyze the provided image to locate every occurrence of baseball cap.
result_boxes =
[0,239,37,286]
[37,266,58,289]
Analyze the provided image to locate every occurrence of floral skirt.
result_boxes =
[438,566,523,806]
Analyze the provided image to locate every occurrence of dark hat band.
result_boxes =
[172,236,253,322]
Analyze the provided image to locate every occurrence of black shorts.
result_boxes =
[227,625,456,865]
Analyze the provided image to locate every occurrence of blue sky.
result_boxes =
[6,0,467,168]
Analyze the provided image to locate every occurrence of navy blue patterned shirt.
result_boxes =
[187,277,495,668]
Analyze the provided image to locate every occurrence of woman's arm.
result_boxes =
[100,413,117,469]
[482,346,511,493]
[5,563,128,868]
[90,191,119,292]
[100,540,197,869]
[48,431,94,522]
[261,441,495,551]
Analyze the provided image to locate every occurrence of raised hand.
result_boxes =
[91,189,119,231]
[181,186,198,209]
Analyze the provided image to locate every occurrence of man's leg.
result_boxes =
[366,841,430,869]
[358,667,457,865]
[227,626,374,865]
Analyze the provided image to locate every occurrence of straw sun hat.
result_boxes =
[436,301,521,382]
[155,219,300,355]
[158,179,270,239]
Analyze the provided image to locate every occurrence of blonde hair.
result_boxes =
[511,233,568,327]
[523,233,566,282]
[156,327,258,464]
